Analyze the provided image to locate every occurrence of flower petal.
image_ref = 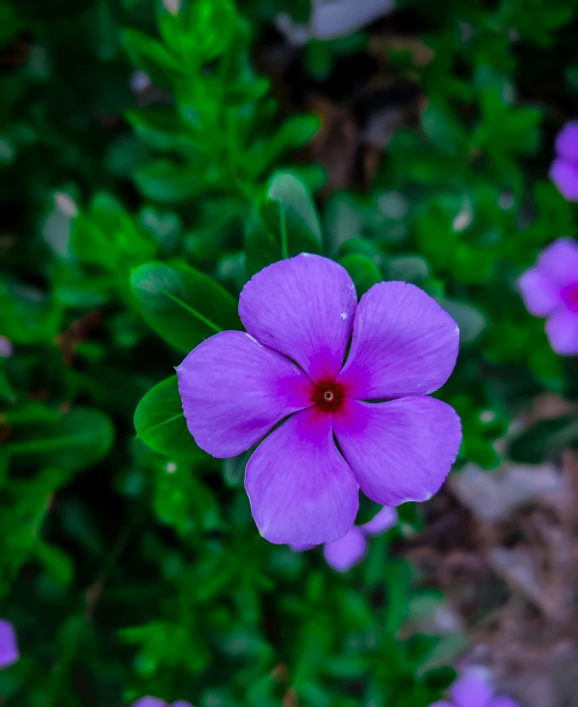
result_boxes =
[360,506,398,535]
[177,331,313,458]
[545,308,578,355]
[555,120,578,162]
[337,282,459,399]
[550,158,578,201]
[450,668,494,707]
[536,237,578,288]
[490,698,520,707]
[239,254,357,382]
[245,407,359,545]
[428,703,454,707]
[518,267,561,317]
[132,699,167,707]
[333,397,461,506]
[0,619,19,668]
[172,702,196,707]
[323,526,367,572]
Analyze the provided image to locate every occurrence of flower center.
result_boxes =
[313,381,344,412]
[562,282,578,313]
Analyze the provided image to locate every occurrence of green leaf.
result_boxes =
[338,253,381,296]
[248,115,320,178]
[184,0,237,62]
[72,192,156,271]
[134,160,203,203]
[508,415,578,464]
[134,376,203,457]
[35,541,74,585]
[122,28,182,86]
[421,99,468,157]
[437,298,486,344]
[6,408,114,471]
[245,172,322,275]
[0,281,63,344]
[126,109,197,153]
[86,0,120,61]
[385,255,430,283]
[130,262,241,352]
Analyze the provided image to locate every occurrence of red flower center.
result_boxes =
[313,380,345,412]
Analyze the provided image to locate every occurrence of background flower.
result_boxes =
[132,698,194,707]
[519,238,578,355]
[550,121,578,201]
[430,667,520,707]
[323,505,398,571]
[0,620,19,669]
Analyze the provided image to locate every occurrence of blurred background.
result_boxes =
[2,0,578,705]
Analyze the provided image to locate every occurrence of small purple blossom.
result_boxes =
[0,619,19,668]
[550,121,578,201]
[177,254,461,546]
[323,505,398,571]
[132,699,194,707]
[430,667,519,707]
[291,505,398,571]
[519,238,578,355]
[0,336,12,358]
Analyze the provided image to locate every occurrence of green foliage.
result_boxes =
[130,262,241,351]
[509,415,578,463]
[245,172,323,275]
[134,375,203,457]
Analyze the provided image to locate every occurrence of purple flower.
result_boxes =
[132,699,194,707]
[550,121,578,201]
[292,505,398,570]
[0,336,12,358]
[323,505,398,572]
[430,667,519,707]
[519,238,578,355]
[0,620,19,668]
[177,254,461,546]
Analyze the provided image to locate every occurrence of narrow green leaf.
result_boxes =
[134,161,203,203]
[122,28,182,87]
[6,408,114,471]
[437,298,486,344]
[508,414,578,464]
[244,172,322,275]
[130,262,241,352]
[134,376,203,458]
[338,253,382,296]
[126,110,197,154]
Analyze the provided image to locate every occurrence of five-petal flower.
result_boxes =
[519,238,578,355]
[177,254,461,546]
[430,667,519,707]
